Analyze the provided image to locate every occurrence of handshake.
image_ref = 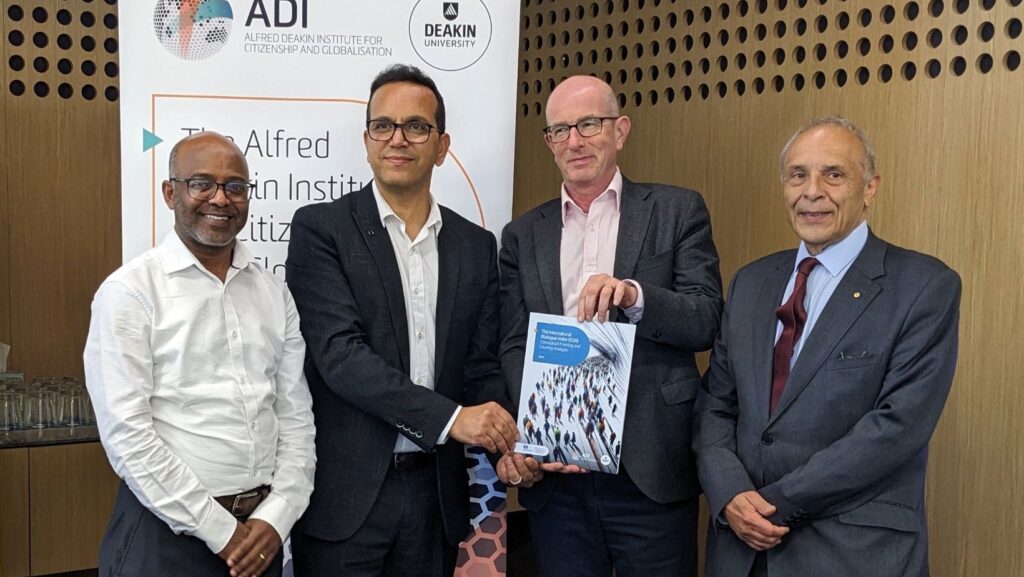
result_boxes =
[450,401,585,489]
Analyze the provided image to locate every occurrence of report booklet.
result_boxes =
[514,313,636,474]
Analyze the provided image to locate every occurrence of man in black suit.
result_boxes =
[286,64,517,577]
[497,75,723,576]
[694,117,960,577]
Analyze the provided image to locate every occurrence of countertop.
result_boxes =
[0,426,100,449]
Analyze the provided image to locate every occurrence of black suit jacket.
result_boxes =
[694,232,961,577]
[499,178,723,508]
[286,184,507,545]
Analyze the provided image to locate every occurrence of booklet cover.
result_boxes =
[514,313,636,474]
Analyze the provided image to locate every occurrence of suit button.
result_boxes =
[761,433,774,445]
[652,330,662,340]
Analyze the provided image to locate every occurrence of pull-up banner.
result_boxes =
[119,1,520,574]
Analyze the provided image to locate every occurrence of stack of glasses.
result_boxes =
[0,376,96,432]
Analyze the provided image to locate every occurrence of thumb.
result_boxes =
[747,492,777,517]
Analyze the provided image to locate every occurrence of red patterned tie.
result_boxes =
[770,257,820,414]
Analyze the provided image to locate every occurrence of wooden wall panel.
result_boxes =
[0,0,11,350]
[515,1,1024,576]
[0,448,31,577]
[2,1,121,380]
[28,443,118,575]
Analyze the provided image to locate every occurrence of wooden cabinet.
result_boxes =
[0,442,117,577]
[0,448,30,577]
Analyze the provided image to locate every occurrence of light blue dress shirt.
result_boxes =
[775,221,869,366]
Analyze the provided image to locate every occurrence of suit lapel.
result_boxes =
[612,180,654,323]
[613,180,654,280]
[433,214,459,384]
[768,234,887,425]
[532,202,564,314]
[352,186,411,375]
[754,255,795,423]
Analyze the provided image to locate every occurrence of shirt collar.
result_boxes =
[371,181,443,235]
[158,230,253,276]
[561,167,623,226]
[794,220,869,277]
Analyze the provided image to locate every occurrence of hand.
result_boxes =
[225,518,282,577]
[577,274,638,322]
[450,402,519,454]
[722,491,790,551]
[217,522,250,563]
[496,453,544,488]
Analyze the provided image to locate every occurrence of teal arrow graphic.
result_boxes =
[143,129,164,152]
[196,0,234,22]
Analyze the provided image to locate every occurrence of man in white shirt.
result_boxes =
[85,132,316,577]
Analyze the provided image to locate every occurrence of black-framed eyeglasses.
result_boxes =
[169,178,253,202]
[542,116,619,143]
[366,119,439,144]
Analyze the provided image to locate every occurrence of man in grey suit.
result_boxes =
[498,75,723,576]
[286,64,517,577]
[694,116,961,577]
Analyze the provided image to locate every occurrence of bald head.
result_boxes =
[545,76,620,125]
[168,131,247,179]
[543,76,631,200]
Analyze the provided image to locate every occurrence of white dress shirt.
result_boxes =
[84,232,316,553]
[372,184,460,453]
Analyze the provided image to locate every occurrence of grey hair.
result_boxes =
[778,116,877,183]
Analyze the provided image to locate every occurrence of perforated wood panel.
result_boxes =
[514,1,1024,576]
[1,0,121,379]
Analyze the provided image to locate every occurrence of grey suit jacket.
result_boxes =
[286,185,508,547]
[499,178,723,508]
[694,231,961,577]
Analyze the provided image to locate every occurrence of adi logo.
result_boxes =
[153,0,234,61]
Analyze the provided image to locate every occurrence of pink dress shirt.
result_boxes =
[559,168,644,321]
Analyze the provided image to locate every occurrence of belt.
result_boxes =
[391,452,435,472]
[214,485,271,518]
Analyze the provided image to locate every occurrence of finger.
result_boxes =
[488,426,511,454]
[522,456,543,472]
[747,492,777,517]
[743,533,782,551]
[578,290,594,322]
[242,527,278,577]
[232,534,267,577]
[493,421,515,454]
[500,410,520,440]
[510,454,535,482]
[612,281,627,307]
[478,432,497,453]
[746,516,789,539]
[577,287,589,322]
[493,412,519,446]
[498,458,515,484]
[597,284,614,322]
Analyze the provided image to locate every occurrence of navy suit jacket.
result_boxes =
[499,178,723,508]
[286,185,507,546]
[695,231,961,577]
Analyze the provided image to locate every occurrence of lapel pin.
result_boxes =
[853,291,861,299]
[367,229,375,236]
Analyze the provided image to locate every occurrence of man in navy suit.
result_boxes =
[695,117,961,577]
[286,64,517,577]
